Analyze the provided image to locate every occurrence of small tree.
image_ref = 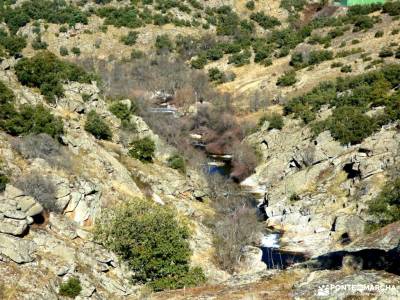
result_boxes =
[129,137,155,162]
[121,31,139,45]
[367,178,400,232]
[94,198,205,291]
[167,154,186,173]
[276,71,297,86]
[258,113,284,130]
[59,277,82,298]
[84,110,112,140]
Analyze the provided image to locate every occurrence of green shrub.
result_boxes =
[245,1,255,10]
[129,137,155,163]
[59,277,82,298]
[96,7,143,28]
[258,113,284,130]
[208,67,226,84]
[0,33,27,56]
[155,34,174,54]
[375,30,384,37]
[3,0,88,33]
[71,47,81,56]
[109,101,136,121]
[2,104,64,138]
[167,154,186,173]
[340,65,352,73]
[206,47,224,61]
[308,50,334,65]
[250,12,281,29]
[94,198,205,291]
[191,54,207,69]
[379,47,394,58]
[276,71,297,86]
[367,178,400,232]
[121,31,139,46]
[0,174,9,193]
[31,36,48,50]
[15,51,95,103]
[320,106,376,145]
[228,50,251,66]
[84,110,112,140]
[59,46,69,56]
[280,0,307,12]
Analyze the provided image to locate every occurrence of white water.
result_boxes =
[260,233,281,249]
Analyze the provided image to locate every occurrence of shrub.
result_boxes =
[276,71,297,86]
[59,46,69,56]
[2,105,64,138]
[59,277,82,298]
[96,7,143,28]
[191,54,207,69]
[167,154,186,173]
[128,137,155,163]
[250,12,281,29]
[94,198,205,291]
[308,50,334,65]
[109,101,136,121]
[14,172,59,212]
[15,51,95,102]
[206,47,224,61]
[375,30,384,37]
[155,34,174,54]
[379,48,394,58]
[71,47,81,56]
[0,32,27,57]
[12,134,71,169]
[131,49,144,59]
[208,67,225,84]
[258,113,284,130]
[84,110,112,140]
[367,178,400,232]
[31,36,48,50]
[321,106,377,145]
[340,65,352,73]
[245,1,255,10]
[228,50,251,66]
[121,31,139,46]
[0,174,9,193]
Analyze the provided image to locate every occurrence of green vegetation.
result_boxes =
[167,154,186,173]
[277,71,297,86]
[245,1,255,10]
[250,12,281,30]
[129,137,155,162]
[0,30,27,57]
[285,64,400,144]
[367,178,400,232]
[0,80,63,138]
[0,174,8,193]
[121,31,139,45]
[155,34,174,54]
[71,46,81,56]
[1,0,88,34]
[340,65,352,73]
[59,46,69,56]
[59,277,82,298]
[94,198,205,291]
[258,113,284,130]
[84,111,112,140]
[109,101,136,121]
[15,51,95,103]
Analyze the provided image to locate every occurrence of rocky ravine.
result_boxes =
[0,57,228,299]
[243,114,399,257]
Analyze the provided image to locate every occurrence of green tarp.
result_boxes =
[340,0,386,5]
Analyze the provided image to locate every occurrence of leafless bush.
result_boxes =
[14,172,59,213]
[213,206,263,272]
[231,142,259,181]
[12,134,72,169]
[205,174,262,272]
[302,145,316,167]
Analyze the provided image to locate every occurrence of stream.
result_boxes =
[208,157,306,270]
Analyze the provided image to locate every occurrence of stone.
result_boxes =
[0,218,28,235]
[57,266,70,277]
[25,203,44,217]
[238,246,266,274]
[0,233,36,263]
[4,210,26,220]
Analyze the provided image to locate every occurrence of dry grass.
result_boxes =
[149,269,307,300]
